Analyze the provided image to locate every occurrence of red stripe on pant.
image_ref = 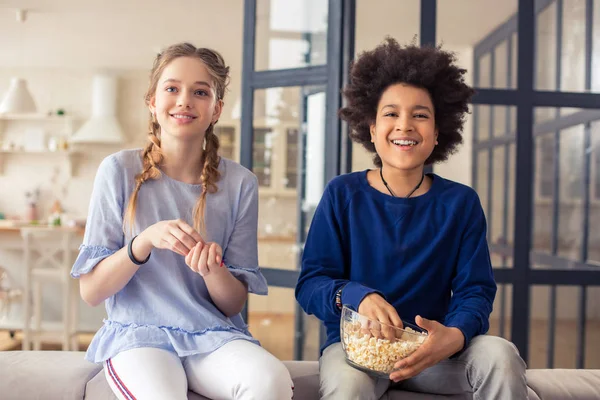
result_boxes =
[107,359,137,400]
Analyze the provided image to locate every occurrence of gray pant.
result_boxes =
[319,335,528,400]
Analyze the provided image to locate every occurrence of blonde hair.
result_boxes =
[124,43,230,236]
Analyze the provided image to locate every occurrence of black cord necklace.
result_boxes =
[379,167,425,198]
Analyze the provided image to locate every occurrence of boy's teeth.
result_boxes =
[392,139,417,146]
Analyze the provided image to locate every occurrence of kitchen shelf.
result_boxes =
[0,113,74,122]
[0,113,78,176]
[0,149,80,176]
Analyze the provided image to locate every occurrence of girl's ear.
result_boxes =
[212,99,224,125]
[370,124,376,143]
[148,96,156,116]
[435,128,439,145]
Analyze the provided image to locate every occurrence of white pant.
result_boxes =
[104,340,294,400]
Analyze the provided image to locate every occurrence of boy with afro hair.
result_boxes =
[295,38,528,399]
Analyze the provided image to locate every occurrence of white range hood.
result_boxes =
[70,74,125,144]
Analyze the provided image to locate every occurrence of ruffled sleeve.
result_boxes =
[223,175,268,295]
[71,155,125,278]
[227,265,268,295]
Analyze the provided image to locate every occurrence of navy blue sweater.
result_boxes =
[295,171,496,353]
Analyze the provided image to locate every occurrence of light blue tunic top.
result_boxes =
[71,149,268,363]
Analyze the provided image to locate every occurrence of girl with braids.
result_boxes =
[71,43,293,400]
[296,38,528,399]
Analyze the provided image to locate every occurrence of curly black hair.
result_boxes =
[339,37,475,166]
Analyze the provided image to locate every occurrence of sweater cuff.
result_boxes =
[444,312,480,350]
[340,282,381,312]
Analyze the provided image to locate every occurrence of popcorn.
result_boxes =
[342,320,427,374]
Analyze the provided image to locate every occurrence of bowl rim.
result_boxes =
[341,304,429,336]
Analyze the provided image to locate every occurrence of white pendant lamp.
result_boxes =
[0,78,37,114]
[0,11,37,115]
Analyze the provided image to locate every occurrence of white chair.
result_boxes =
[21,227,79,351]
[0,266,23,329]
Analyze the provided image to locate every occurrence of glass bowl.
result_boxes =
[340,305,428,378]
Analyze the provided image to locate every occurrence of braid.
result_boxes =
[193,123,221,235]
[123,118,164,233]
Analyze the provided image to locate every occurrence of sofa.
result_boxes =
[1,351,600,399]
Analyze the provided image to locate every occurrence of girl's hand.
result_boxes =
[139,219,203,257]
[185,242,223,276]
[389,316,465,382]
[357,293,403,340]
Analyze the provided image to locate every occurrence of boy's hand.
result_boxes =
[358,293,403,339]
[185,242,223,277]
[389,316,465,382]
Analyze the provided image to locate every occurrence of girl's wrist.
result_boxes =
[131,232,153,261]
[203,263,230,281]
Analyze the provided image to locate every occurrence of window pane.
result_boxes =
[252,127,274,187]
[531,107,597,269]
[494,40,509,89]
[511,32,518,89]
[476,150,490,225]
[493,106,509,137]
[255,0,328,71]
[469,103,517,271]
[557,124,585,260]
[529,285,600,369]
[302,314,321,361]
[253,85,325,231]
[476,105,516,142]
[560,0,586,92]
[438,0,518,89]
[285,128,299,189]
[593,0,600,91]
[535,0,558,91]
[476,105,492,142]
[489,284,513,339]
[248,287,297,360]
[492,39,509,135]
[533,133,555,255]
[536,0,599,92]
[507,143,516,246]
[478,53,492,89]
[251,86,325,360]
[215,126,237,161]
[591,121,600,265]
[491,146,506,249]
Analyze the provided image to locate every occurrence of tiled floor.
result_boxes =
[2,315,598,369]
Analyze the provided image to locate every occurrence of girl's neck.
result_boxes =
[378,164,430,198]
[160,138,205,184]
